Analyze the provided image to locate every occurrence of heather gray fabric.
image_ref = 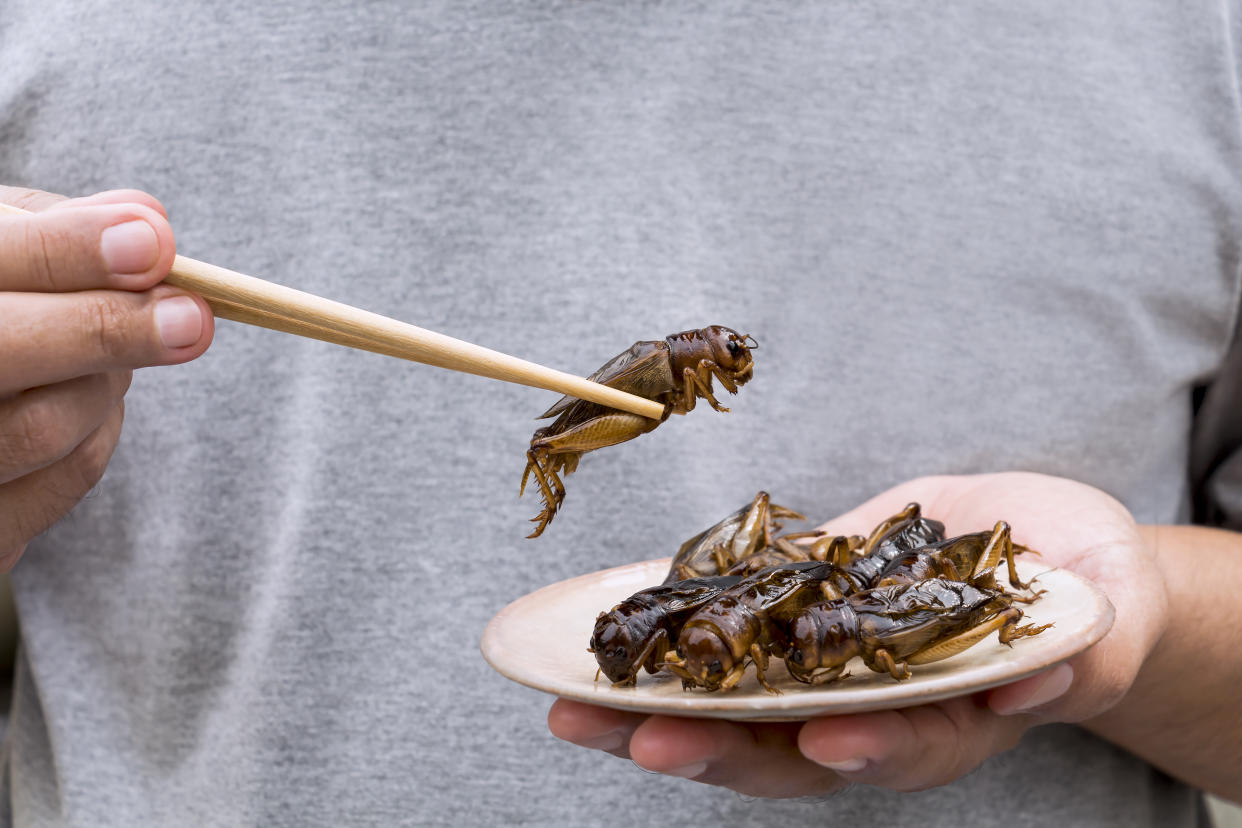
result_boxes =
[1,1,1238,825]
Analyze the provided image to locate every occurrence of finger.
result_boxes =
[798,697,1028,792]
[0,186,168,218]
[0,201,175,292]
[629,715,844,798]
[989,663,1076,717]
[547,699,644,758]
[0,371,132,484]
[0,186,66,213]
[1017,530,1163,723]
[0,287,213,393]
[46,189,168,218]
[0,400,124,568]
[991,646,1136,725]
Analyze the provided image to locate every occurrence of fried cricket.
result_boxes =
[521,326,756,538]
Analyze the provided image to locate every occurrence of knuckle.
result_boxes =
[82,406,123,489]
[80,293,137,362]
[114,369,134,397]
[67,432,112,494]
[1084,669,1132,715]
[11,487,75,552]
[0,400,70,473]
[21,221,59,291]
[60,412,121,498]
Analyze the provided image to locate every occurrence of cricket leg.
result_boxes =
[679,362,726,412]
[707,361,740,395]
[718,660,751,692]
[731,492,773,562]
[522,412,654,537]
[906,607,1051,666]
[863,503,921,554]
[869,648,912,681]
[998,609,1054,643]
[969,520,1033,591]
[749,643,781,694]
[521,450,567,538]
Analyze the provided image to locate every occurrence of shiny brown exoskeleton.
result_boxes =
[873,520,1038,593]
[782,576,1051,685]
[521,326,758,538]
[842,502,947,586]
[723,532,867,581]
[589,575,743,686]
[664,491,803,583]
[659,561,845,693]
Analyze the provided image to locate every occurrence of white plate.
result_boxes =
[480,558,1114,721]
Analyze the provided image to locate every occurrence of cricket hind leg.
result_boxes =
[905,607,1052,667]
[862,503,921,554]
[521,412,656,537]
[970,521,1035,591]
[868,648,912,681]
[963,521,1043,593]
[520,449,563,502]
[522,450,569,538]
[813,534,860,567]
[998,616,1054,643]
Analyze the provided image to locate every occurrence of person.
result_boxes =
[0,2,1239,825]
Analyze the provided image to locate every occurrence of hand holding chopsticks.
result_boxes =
[0,201,664,420]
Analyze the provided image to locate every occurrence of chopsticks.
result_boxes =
[168,255,666,418]
[0,202,666,420]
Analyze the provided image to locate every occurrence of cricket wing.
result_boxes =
[537,340,674,419]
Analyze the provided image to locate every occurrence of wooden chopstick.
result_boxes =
[0,202,666,420]
[203,297,407,358]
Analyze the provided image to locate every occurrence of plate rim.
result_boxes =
[480,557,1115,721]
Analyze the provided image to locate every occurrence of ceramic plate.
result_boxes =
[480,558,1114,721]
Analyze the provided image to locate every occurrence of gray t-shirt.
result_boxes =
[2,2,1239,826]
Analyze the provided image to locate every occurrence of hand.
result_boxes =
[0,186,214,568]
[547,472,1167,797]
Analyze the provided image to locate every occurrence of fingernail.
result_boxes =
[997,663,1074,715]
[101,220,160,274]
[155,296,203,348]
[662,761,708,779]
[815,757,867,773]
[578,731,624,752]
[632,759,708,779]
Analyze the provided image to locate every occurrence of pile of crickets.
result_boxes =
[589,494,1049,692]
